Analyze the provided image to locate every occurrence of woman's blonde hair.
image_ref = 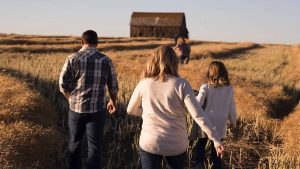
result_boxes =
[143,45,179,81]
[207,61,230,87]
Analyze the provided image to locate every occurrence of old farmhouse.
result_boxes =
[130,12,189,38]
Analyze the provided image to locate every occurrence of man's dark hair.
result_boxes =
[82,30,98,45]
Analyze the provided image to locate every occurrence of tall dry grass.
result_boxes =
[0,74,66,169]
[262,45,300,168]
[0,34,299,168]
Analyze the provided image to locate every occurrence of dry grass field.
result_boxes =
[0,74,66,169]
[0,33,299,169]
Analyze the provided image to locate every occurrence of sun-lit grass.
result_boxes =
[190,42,257,59]
[0,74,66,169]
[263,45,300,169]
[0,34,299,168]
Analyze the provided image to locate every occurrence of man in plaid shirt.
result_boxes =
[59,30,118,169]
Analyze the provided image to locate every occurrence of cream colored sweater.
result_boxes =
[127,76,222,156]
[196,83,237,139]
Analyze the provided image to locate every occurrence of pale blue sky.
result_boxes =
[0,0,299,44]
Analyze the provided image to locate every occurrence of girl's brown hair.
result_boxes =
[207,61,230,87]
[143,45,179,81]
[176,36,186,44]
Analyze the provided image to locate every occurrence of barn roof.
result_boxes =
[131,12,186,27]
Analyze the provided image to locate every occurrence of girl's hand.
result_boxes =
[216,145,225,158]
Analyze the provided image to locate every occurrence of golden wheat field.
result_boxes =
[0,33,299,169]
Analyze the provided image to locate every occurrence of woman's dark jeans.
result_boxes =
[68,109,106,169]
[139,147,187,169]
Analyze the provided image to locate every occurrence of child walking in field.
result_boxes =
[192,61,237,169]
[174,36,191,64]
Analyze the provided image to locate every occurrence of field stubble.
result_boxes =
[0,34,299,168]
[0,74,66,169]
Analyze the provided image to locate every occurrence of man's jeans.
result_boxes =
[139,148,187,169]
[68,109,106,169]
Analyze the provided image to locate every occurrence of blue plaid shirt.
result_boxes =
[59,47,118,113]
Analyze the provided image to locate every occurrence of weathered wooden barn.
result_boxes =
[130,12,189,38]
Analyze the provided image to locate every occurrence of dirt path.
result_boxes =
[0,73,65,169]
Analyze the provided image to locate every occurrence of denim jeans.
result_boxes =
[139,147,187,169]
[68,109,106,169]
[194,138,224,169]
[180,55,190,64]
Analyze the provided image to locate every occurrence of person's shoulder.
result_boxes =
[94,52,113,64]
[142,78,157,85]
[199,83,209,90]
[175,77,192,87]
[136,78,151,90]
[219,85,234,94]
[67,53,77,60]
[137,78,146,83]
[183,43,190,47]
[173,76,186,82]
[93,51,107,59]
[67,49,87,60]
[95,51,106,56]
[201,83,209,88]
[223,84,233,90]
[66,53,81,64]
[227,85,234,92]
[101,52,113,60]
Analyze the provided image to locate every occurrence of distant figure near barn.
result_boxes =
[174,36,191,64]
[130,12,189,39]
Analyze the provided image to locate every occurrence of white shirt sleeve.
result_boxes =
[127,81,143,116]
[196,84,208,107]
[228,88,237,126]
[182,80,223,147]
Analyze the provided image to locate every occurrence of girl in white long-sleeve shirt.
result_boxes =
[127,46,224,169]
[192,61,237,169]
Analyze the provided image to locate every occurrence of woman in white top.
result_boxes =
[192,61,237,169]
[127,46,224,169]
